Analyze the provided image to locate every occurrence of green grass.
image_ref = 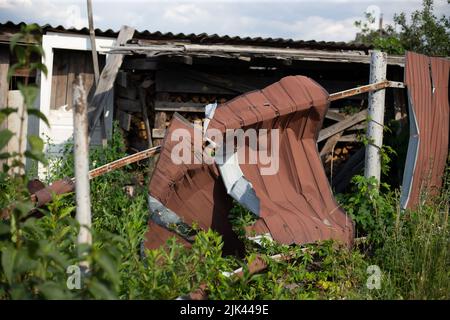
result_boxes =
[1,126,449,300]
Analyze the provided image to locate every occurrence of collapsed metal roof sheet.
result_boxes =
[0,20,371,52]
[208,76,354,246]
[400,52,450,209]
[144,76,354,251]
[143,113,244,255]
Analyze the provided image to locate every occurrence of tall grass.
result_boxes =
[370,167,449,299]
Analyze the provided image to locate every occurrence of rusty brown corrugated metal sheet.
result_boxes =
[144,220,192,250]
[144,76,354,251]
[400,52,450,209]
[207,76,354,246]
[143,113,244,254]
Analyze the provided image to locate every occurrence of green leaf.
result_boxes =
[24,150,47,165]
[88,280,117,300]
[9,33,22,52]
[0,107,18,125]
[1,245,17,283]
[28,135,44,153]
[60,206,75,218]
[96,252,120,284]
[0,222,10,236]
[27,108,50,127]
[29,62,48,76]
[0,129,14,150]
[38,282,70,300]
[18,83,38,108]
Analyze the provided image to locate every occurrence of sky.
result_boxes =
[0,0,449,42]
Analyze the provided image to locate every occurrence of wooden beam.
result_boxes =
[153,112,167,145]
[325,110,346,122]
[105,43,405,66]
[320,132,343,157]
[0,46,9,128]
[117,110,132,131]
[154,101,205,112]
[88,25,135,137]
[138,87,152,148]
[117,98,141,112]
[339,134,358,142]
[152,128,166,139]
[180,67,256,93]
[155,69,235,95]
[318,109,367,143]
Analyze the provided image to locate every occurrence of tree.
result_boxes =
[353,0,450,56]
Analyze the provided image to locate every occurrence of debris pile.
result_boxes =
[144,76,355,252]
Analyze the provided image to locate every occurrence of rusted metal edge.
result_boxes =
[28,146,161,205]
[329,80,403,101]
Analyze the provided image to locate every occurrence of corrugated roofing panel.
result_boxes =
[209,76,354,246]
[144,113,244,255]
[400,52,450,209]
[0,20,371,52]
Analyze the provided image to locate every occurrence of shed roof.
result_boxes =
[0,20,371,52]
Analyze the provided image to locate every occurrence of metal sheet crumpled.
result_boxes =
[144,113,244,255]
[144,76,354,253]
[207,75,354,246]
[400,52,450,209]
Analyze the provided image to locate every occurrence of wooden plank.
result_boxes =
[0,46,9,132]
[87,0,100,85]
[154,101,205,112]
[117,98,141,112]
[138,87,152,148]
[88,25,135,136]
[116,70,128,88]
[153,111,167,145]
[9,67,37,77]
[0,45,10,166]
[155,69,235,95]
[347,123,366,131]
[66,51,86,110]
[117,110,132,131]
[320,132,343,157]
[318,109,367,143]
[338,134,358,142]
[121,58,159,70]
[116,84,137,100]
[325,110,346,122]
[54,50,69,109]
[152,128,165,139]
[181,67,256,93]
[332,148,365,193]
[108,43,405,66]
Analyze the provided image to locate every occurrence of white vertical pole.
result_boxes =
[73,75,92,247]
[364,50,387,185]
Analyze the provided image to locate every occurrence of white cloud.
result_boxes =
[0,0,448,42]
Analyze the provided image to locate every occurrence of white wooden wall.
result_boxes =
[37,32,116,177]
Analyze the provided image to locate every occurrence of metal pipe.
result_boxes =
[364,51,387,185]
[73,75,92,247]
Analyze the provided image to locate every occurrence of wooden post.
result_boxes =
[87,0,108,147]
[88,25,135,139]
[138,87,153,148]
[87,0,100,85]
[364,51,387,185]
[73,75,92,248]
[153,111,167,146]
[0,47,9,167]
